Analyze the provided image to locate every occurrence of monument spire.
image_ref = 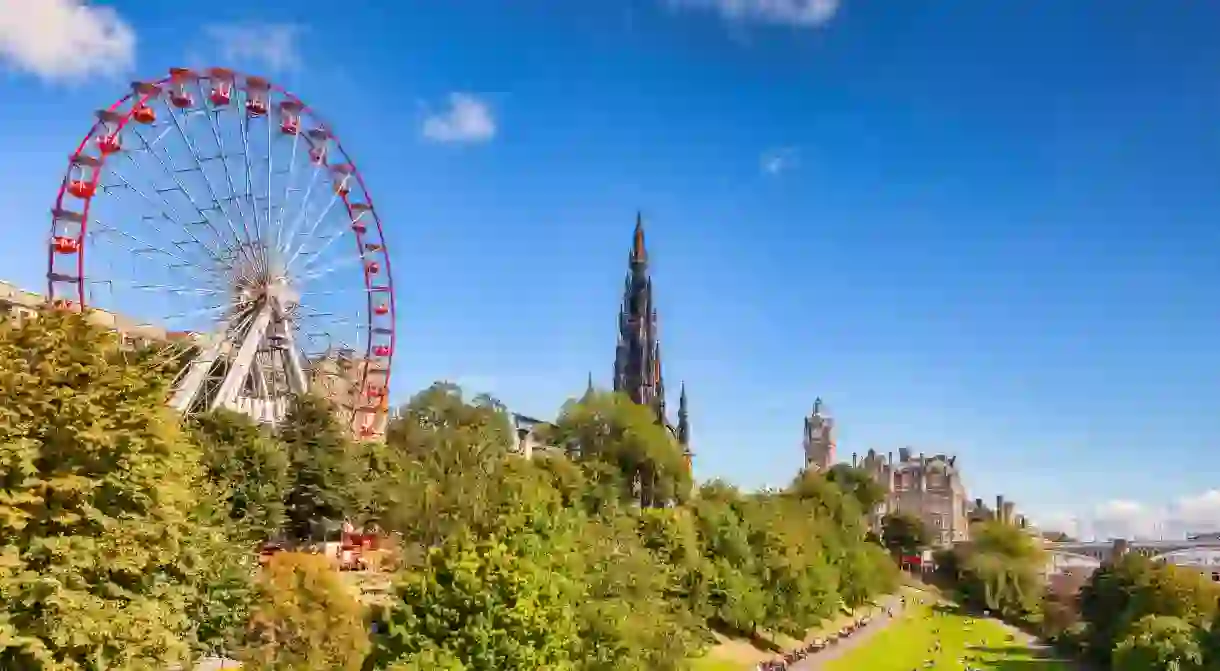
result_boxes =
[613,212,666,425]
[678,383,692,472]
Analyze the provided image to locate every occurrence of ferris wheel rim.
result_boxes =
[45,66,398,429]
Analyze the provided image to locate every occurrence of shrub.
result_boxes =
[238,551,369,671]
[1113,615,1206,671]
[0,309,232,670]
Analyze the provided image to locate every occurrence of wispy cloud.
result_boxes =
[203,22,304,73]
[421,93,497,144]
[760,146,800,175]
[0,0,135,83]
[1037,490,1220,541]
[667,0,842,28]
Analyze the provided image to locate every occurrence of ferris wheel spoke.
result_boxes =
[273,130,302,254]
[236,108,268,270]
[88,218,222,287]
[189,88,264,277]
[161,301,230,321]
[124,124,241,263]
[291,228,348,276]
[277,162,325,262]
[101,156,231,268]
[162,101,262,272]
[265,106,277,263]
[295,255,363,289]
[283,192,347,271]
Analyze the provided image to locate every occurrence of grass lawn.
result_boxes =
[822,601,1076,671]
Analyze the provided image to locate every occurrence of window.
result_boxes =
[932,514,945,529]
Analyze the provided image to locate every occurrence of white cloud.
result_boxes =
[760,146,799,175]
[668,0,841,28]
[421,93,497,144]
[1037,490,1220,541]
[203,23,303,73]
[0,0,135,83]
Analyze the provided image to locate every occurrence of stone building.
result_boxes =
[0,279,169,347]
[854,447,972,547]
[967,494,1030,531]
[309,348,390,441]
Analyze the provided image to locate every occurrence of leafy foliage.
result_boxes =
[548,390,692,508]
[1078,552,1220,667]
[948,519,1046,621]
[239,551,370,671]
[0,309,901,671]
[826,464,888,512]
[279,393,365,541]
[0,309,238,670]
[1113,615,1206,671]
[190,408,290,541]
[880,511,932,557]
[370,535,580,670]
[364,386,898,668]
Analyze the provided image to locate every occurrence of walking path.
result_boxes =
[788,596,904,670]
[785,594,907,670]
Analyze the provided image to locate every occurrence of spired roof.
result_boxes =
[611,212,691,459]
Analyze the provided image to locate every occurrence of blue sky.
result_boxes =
[4,0,1220,538]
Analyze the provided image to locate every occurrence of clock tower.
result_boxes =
[803,398,835,471]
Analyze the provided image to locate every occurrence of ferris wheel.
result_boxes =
[46,67,396,436]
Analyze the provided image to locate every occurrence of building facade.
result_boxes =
[612,214,693,472]
[309,348,390,441]
[0,279,169,348]
[855,447,972,547]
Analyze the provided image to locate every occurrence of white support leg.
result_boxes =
[209,304,274,412]
[169,333,225,413]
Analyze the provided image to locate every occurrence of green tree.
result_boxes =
[881,511,931,557]
[279,393,364,542]
[190,408,290,541]
[383,382,514,462]
[826,464,887,512]
[952,520,1046,621]
[1081,553,1220,665]
[1114,615,1206,671]
[549,391,691,508]
[0,308,233,669]
[369,535,580,670]
[378,383,544,547]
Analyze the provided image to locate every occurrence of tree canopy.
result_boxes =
[0,311,902,670]
[0,309,245,669]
